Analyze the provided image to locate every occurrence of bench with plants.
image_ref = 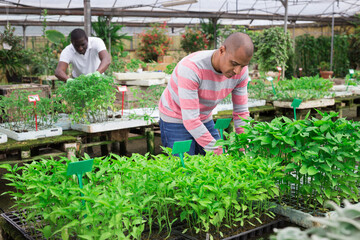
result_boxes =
[218,110,360,228]
[272,76,336,109]
[57,72,151,133]
[0,89,63,141]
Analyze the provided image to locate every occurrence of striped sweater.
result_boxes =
[159,50,249,151]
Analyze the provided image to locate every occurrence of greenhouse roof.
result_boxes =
[0,0,359,28]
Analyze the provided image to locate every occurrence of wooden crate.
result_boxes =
[0,84,51,98]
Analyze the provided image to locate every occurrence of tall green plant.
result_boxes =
[92,16,132,56]
[200,18,220,49]
[255,27,293,73]
[0,24,26,82]
[57,73,117,124]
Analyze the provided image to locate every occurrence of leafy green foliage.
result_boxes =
[295,34,350,77]
[0,90,61,132]
[200,18,220,49]
[180,27,209,53]
[255,27,293,72]
[0,24,27,80]
[57,74,117,124]
[137,23,171,62]
[126,59,146,72]
[92,16,132,56]
[218,110,360,210]
[105,54,127,75]
[248,79,273,100]
[274,76,334,101]
[272,200,360,240]
[129,85,165,123]
[1,151,283,239]
[164,63,176,75]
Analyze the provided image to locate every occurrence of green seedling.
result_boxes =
[172,140,192,168]
[215,118,232,153]
[266,76,277,96]
[291,98,302,120]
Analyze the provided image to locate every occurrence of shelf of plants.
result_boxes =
[0,89,63,141]
[218,110,360,228]
[0,149,285,239]
[271,76,336,109]
[57,73,154,133]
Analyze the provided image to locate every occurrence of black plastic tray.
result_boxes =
[1,211,34,240]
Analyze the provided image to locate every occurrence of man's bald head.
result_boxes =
[223,32,254,57]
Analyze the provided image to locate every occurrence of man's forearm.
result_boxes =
[55,70,70,82]
[96,59,111,74]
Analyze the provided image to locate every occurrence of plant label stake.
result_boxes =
[346,69,355,91]
[214,118,232,153]
[266,77,277,96]
[247,76,252,88]
[66,159,94,205]
[28,94,40,131]
[276,66,282,81]
[117,86,127,116]
[172,140,192,168]
[291,98,302,120]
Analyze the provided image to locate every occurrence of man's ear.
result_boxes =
[219,45,226,55]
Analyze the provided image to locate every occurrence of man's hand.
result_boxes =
[213,147,223,155]
[66,78,74,83]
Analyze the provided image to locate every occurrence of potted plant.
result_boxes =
[318,61,334,79]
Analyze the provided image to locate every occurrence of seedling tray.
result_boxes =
[214,99,266,114]
[53,113,72,130]
[121,78,166,86]
[70,118,150,133]
[113,71,166,81]
[0,125,62,141]
[273,98,335,109]
[1,212,36,240]
[221,219,287,240]
[0,133,7,144]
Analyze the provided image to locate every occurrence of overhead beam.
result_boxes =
[0,20,352,30]
[0,6,356,24]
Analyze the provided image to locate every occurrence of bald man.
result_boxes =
[159,32,254,155]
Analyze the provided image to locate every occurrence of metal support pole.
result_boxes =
[212,18,217,49]
[84,0,91,36]
[22,25,26,49]
[283,0,288,33]
[330,2,335,71]
[107,16,112,54]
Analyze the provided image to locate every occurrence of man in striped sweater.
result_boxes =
[159,32,253,155]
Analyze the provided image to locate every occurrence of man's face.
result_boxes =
[72,37,88,55]
[218,46,252,78]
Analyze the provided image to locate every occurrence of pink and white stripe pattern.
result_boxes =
[159,50,249,151]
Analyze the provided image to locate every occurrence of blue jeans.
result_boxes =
[159,118,220,155]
